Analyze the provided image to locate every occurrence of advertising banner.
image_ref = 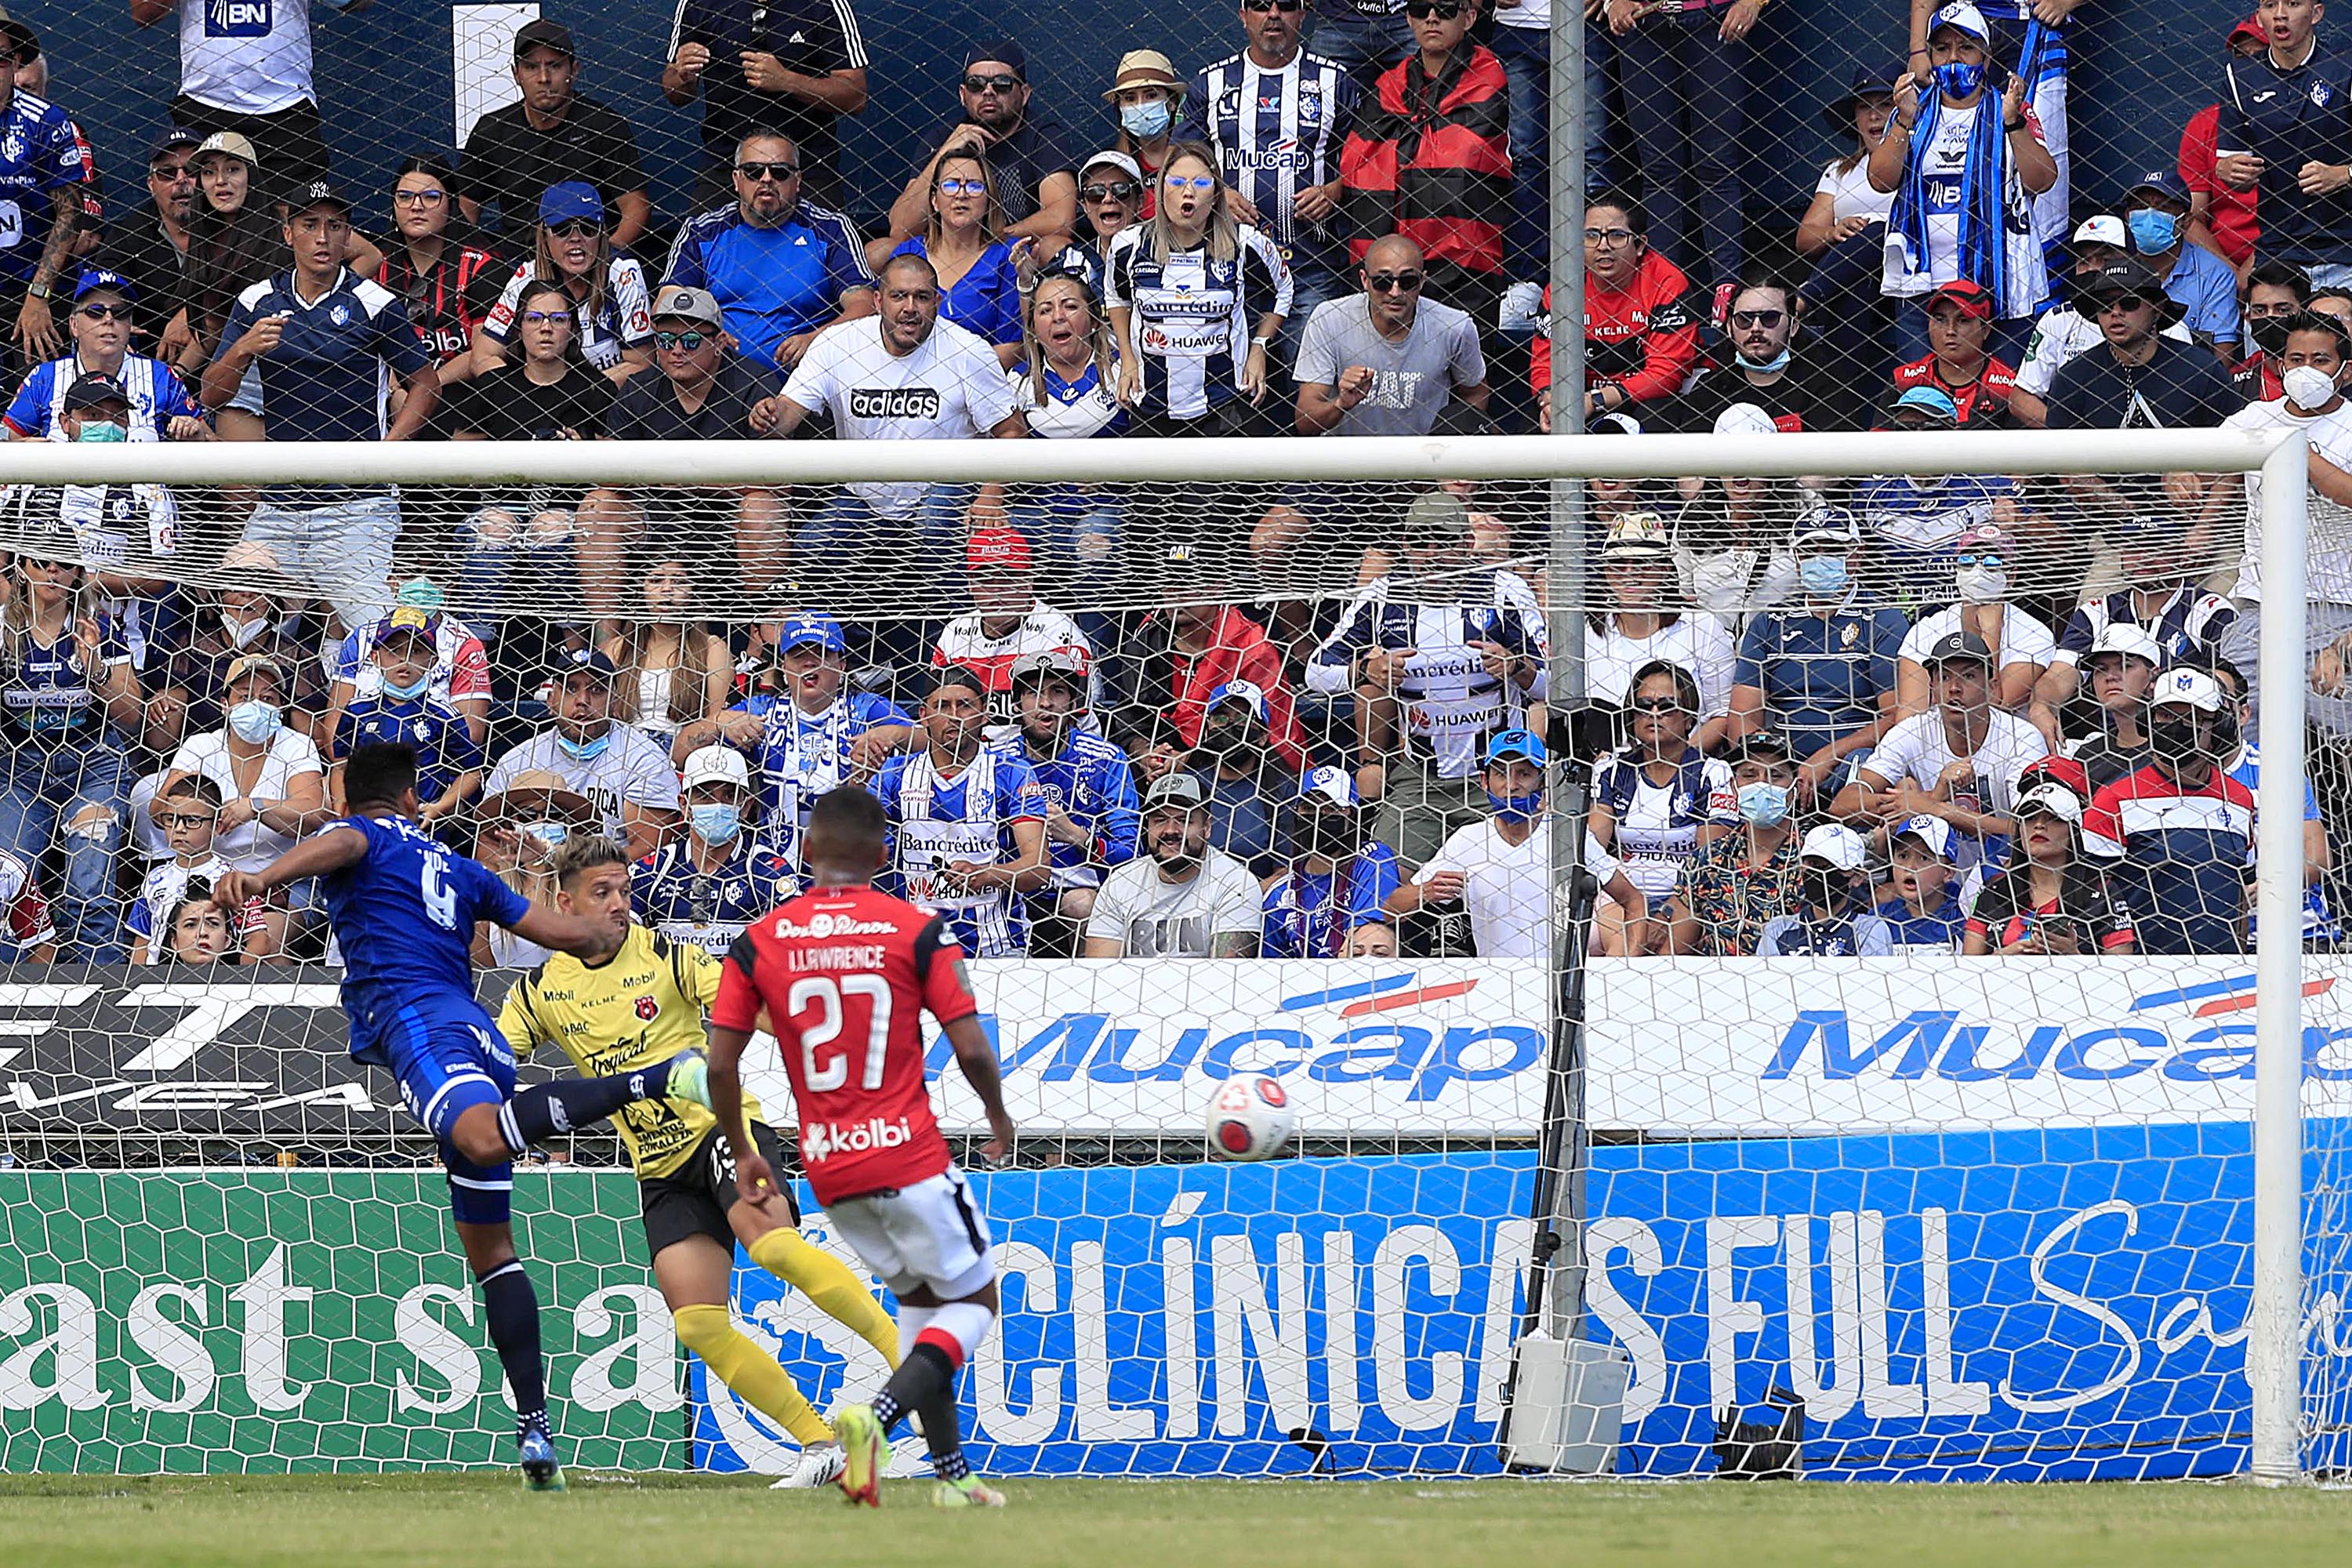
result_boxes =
[0,1171,680,1472]
[0,961,1551,1142]
[1588,956,2352,1136]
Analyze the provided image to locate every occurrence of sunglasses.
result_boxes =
[393,188,448,206]
[963,73,1020,94]
[162,812,216,829]
[1730,308,1786,328]
[1956,551,2005,569]
[1080,180,1142,201]
[655,330,710,350]
[150,161,192,180]
[2094,292,2154,313]
[76,303,131,321]
[936,177,987,196]
[1366,270,1425,292]
[1243,0,1307,10]
[1167,174,1217,192]
[735,160,799,182]
[1406,1,1465,16]
[1584,226,1637,246]
[1629,696,1688,713]
[520,310,571,325]
[548,218,602,240]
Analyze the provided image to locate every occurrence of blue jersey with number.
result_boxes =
[320,812,527,1062]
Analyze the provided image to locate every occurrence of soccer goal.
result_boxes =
[0,426,2333,1484]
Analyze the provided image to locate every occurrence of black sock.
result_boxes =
[869,1343,954,1435]
[920,1388,967,1481]
[496,1059,674,1155]
[477,1260,548,1442]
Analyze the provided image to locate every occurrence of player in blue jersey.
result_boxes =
[214,742,713,1492]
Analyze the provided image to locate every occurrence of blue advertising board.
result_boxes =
[689,1127,2348,1479]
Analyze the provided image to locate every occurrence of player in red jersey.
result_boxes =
[707,785,1016,1510]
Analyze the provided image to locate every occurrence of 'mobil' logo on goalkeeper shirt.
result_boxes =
[847,387,942,420]
[801,1114,913,1163]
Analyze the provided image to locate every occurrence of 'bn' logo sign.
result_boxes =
[207,0,274,37]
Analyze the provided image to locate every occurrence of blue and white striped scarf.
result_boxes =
[1887,36,2053,320]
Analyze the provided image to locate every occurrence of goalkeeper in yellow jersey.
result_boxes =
[496,833,902,1488]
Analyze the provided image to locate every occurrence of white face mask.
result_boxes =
[1955,563,2009,604]
[2284,363,2341,412]
[221,611,268,649]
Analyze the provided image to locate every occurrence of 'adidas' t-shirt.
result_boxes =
[779,314,1019,517]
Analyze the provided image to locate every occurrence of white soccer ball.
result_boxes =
[1204,1073,1296,1163]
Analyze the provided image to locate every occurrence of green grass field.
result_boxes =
[1,1473,2347,1568]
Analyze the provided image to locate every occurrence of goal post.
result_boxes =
[0,425,2331,1482]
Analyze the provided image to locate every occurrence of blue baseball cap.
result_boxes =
[1207,679,1269,726]
[73,269,135,302]
[2125,167,2192,207]
[1483,728,1548,766]
[1889,385,1961,424]
[372,604,441,644]
[778,612,848,654]
[538,180,605,228]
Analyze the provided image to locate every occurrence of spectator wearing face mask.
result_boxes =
[1668,272,1857,432]
[2082,666,2257,955]
[990,651,1138,935]
[629,744,799,956]
[1664,730,1805,955]
[321,578,492,750]
[1893,521,2054,717]
[2223,308,2352,735]
[1757,824,1894,955]
[1873,2,2057,365]
[485,648,683,862]
[1385,728,1646,959]
[472,770,598,969]
[1727,511,1910,809]
[1262,767,1399,958]
[2117,168,2241,357]
[328,608,484,833]
[2232,260,2310,401]
[1589,660,1734,956]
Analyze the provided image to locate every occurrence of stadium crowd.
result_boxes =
[0,0,2341,967]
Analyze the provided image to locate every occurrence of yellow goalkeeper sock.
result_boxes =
[673,1303,830,1447]
[748,1228,902,1370]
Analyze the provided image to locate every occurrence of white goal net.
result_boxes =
[0,427,2341,1486]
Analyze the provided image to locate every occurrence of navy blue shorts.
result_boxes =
[354,991,519,1225]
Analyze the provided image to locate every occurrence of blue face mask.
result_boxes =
[1933,60,1985,99]
[557,730,612,762]
[227,700,282,745]
[691,803,742,846]
[2125,208,2180,256]
[1484,787,1544,822]
[1737,782,1791,827]
[74,419,127,444]
[380,672,431,701]
[1798,556,1849,595]
[523,822,568,848]
[1737,346,1792,374]
[1120,100,1173,140]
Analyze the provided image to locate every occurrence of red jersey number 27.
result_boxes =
[788,974,893,1093]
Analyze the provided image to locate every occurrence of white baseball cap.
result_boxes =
[1891,814,1954,860]
[1799,822,1869,871]
[1929,1,1991,43]
[2149,666,2225,714]
[1298,765,1360,810]
[2086,621,2163,666]
[2072,214,2128,249]
[2016,782,2085,824]
[681,745,751,793]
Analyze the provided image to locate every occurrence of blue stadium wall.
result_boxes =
[44,1,2230,266]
